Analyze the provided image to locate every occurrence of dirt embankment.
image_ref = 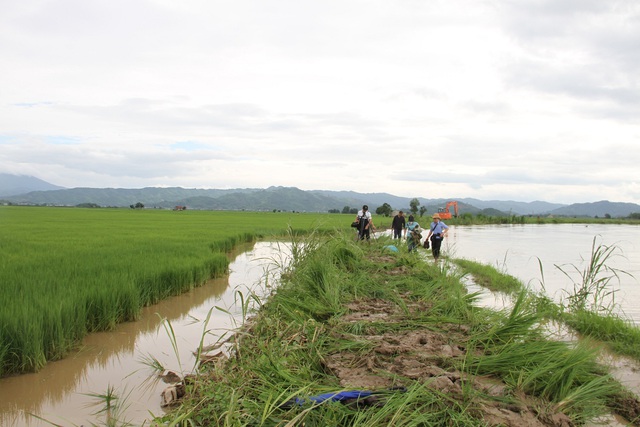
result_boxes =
[326,295,576,427]
[170,251,640,426]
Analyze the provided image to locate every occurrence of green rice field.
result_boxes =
[0,206,365,376]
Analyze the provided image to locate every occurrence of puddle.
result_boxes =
[0,241,292,427]
[457,271,513,312]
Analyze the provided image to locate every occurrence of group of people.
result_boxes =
[354,206,449,260]
[391,210,448,259]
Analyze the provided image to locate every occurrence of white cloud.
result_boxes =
[1,0,639,204]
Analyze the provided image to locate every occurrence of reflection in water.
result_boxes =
[454,237,640,427]
[448,224,640,322]
[460,269,640,427]
[0,241,291,427]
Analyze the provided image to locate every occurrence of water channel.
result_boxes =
[1,224,639,426]
[0,241,293,427]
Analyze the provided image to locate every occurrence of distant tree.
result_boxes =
[630,213,640,220]
[419,206,427,217]
[461,212,473,221]
[342,206,351,214]
[130,202,144,209]
[409,198,420,216]
[604,213,611,219]
[328,209,340,213]
[376,203,392,217]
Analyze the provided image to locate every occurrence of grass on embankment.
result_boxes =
[452,258,524,294]
[161,233,635,426]
[452,255,640,364]
[0,206,355,376]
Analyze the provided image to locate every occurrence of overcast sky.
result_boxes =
[1,0,639,203]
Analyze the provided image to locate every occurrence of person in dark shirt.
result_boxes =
[391,211,406,239]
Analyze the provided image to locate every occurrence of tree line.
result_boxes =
[328,198,427,217]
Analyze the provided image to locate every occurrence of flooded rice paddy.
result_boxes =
[1,224,639,426]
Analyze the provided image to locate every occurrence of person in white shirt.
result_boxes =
[426,213,449,260]
[355,205,375,240]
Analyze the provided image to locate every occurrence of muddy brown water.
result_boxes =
[0,241,292,426]
[2,225,640,426]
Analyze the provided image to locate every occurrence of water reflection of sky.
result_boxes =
[448,224,640,323]
[0,241,292,427]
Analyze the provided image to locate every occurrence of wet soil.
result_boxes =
[324,296,576,427]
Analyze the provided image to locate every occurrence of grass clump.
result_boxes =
[556,236,630,315]
[452,258,524,295]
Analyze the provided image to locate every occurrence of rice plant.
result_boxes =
[556,235,631,315]
[30,384,135,427]
[0,206,350,375]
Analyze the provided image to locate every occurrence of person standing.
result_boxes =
[355,205,375,240]
[391,210,406,239]
[426,213,449,261]
[405,215,421,252]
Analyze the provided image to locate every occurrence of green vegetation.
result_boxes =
[448,214,640,226]
[452,258,523,294]
[0,206,363,376]
[6,204,640,425]
[159,233,637,426]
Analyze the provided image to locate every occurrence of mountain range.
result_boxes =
[2,173,640,218]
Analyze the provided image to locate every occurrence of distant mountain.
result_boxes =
[548,201,640,218]
[452,198,566,215]
[155,186,358,212]
[5,186,258,207]
[3,174,640,217]
[0,173,65,197]
[3,184,362,212]
[308,193,560,216]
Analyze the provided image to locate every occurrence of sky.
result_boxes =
[1,0,639,204]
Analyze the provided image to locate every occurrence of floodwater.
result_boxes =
[448,223,640,427]
[446,223,640,322]
[0,241,293,427]
[2,225,640,426]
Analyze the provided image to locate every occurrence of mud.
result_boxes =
[322,297,623,427]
